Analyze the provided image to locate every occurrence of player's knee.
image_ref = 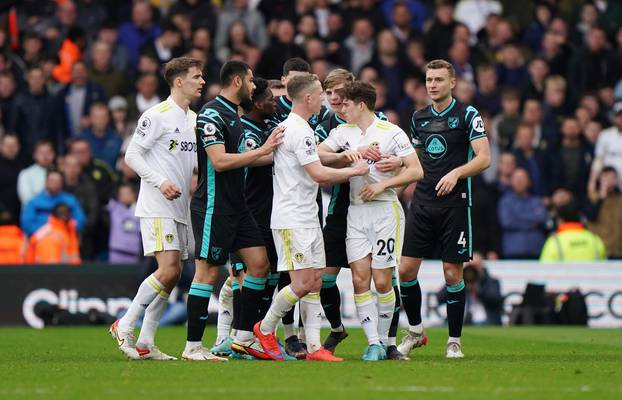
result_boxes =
[246,258,269,276]
[351,274,369,293]
[374,277,392,293]
[443,267,462,285]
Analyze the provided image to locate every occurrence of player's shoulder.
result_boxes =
[139,100,171,121]
[332,122,358,135]
[411,104,432,120]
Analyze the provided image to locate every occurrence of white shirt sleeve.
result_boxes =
[391,129,416,158]
[293,131,320,166]
[125,111,167,188]
[322,127,342,152]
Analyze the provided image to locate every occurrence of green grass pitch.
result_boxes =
[0,326,620,400]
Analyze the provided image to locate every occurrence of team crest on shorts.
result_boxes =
[448,117,459,129]
[294,253,304,263]
[165,234,174,243]
[211,246,222,260]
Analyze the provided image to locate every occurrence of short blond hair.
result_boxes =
[545,75,566,92]
[425,59,455,78]
[323,68,355,89]
[287,74,320,101]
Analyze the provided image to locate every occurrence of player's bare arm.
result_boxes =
[318,143,362,167]
[436,136,491,197]
[360,153,423,201]
[206,126,285,172]
[304,159,368,186]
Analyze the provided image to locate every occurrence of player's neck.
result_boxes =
[247,109,263,122]
[220,88,241,106]
[170,90,191,112]
[291,105,312,122]
[432,96,453,114]
[354,110,376,133]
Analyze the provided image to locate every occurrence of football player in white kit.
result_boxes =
[319,81,423,361]
[253,74,369,361]
[109,57,209,360]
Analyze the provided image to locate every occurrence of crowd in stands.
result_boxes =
[0,0,621,264]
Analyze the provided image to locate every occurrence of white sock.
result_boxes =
[184,341,202,353]
[235,330,254,342]
[260,285,299,335]
[377,289,395,345]
[136,290,169,347]
[354,291,379,345]
[331,324,344,333]
[216,278,234,344]
[300,293,322,353]
[388,337,397,346]
[448,336,461,345]
[409,323,424,334]
[282,323,295,339]
[119,274,164,330]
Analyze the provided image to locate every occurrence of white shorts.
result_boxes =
[140,217,189,260]
[273,227,325,272]
[346,201,405,269]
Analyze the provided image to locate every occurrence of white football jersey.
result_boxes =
[130,97,197,224]
[271,112,321,229]
[323,117,415,205]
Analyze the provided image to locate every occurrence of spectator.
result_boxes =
[108,96,133,139]
[424,0,456,60]
[496,42,528,89]
[51,27,87,84]
[108,184,141,264]
[21,170,85,237]
[214,0,269,57]
[454,78,476,105]
[295,14,319,47]
[541,75,569,148]
[93,20,131,72]
[342,18,375,76]
[0,207,26,264]
[8,67,58,158]
[550,117,593,203]
[0,72,17,129]
[522,57,549,101]
[80,102,122,169]
[117,0,161,69]
[490,88,521,151]
[438,254,502,325]
[540,202,606,262]
[25,203,81,265]
[142,22,183,65]
[587,166,622,259]
[61,154,98,260]
[368,30,406,109]
[513,122,549,196]
[66,138,116,259]
[498,168,547,259]
[474,63,501,116]
[590,100,622,190]
[455,0,502,41]
[16,32,45,72]
[521,98,544,146]
[216,21,260,66]
[386,1,421,44]
[17,140,55,208]
[471,176,501,259]
[539,29,573,78]
[0,133,22,223]
[522,2,554,52]
[56,61,107,139]
[448,40,474,83]
[570,27,616,94]
[256,19,305,79]
[496,151,516,194]
[88,41,130,98]
[126,72,161,121]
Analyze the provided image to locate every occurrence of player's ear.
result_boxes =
[449,77,457,90]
